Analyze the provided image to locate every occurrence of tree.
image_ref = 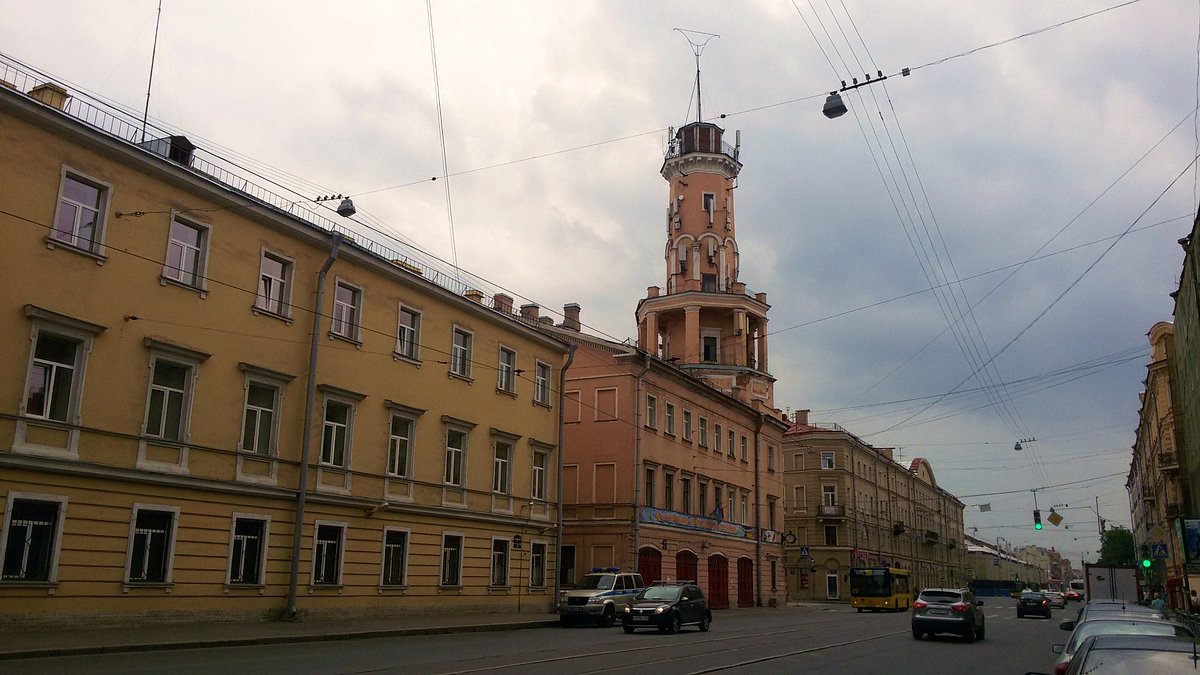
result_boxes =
[1097,526,1136,566]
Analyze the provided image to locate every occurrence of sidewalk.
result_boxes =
[0,611,559,661]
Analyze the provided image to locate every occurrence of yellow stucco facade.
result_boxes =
[0,69,568,626]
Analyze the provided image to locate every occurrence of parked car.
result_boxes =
[1063,589,1083,602]
[1064,600,1164,628]
[1018,591,1052,619]
[911,588,985,642]
[1043,634,1200,675]
[621,581,712,634]
[1045,591,1067,609]
[1049,616,1194,675]
[558,568,645,627]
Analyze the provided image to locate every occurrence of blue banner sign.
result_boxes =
[638,507,756,540]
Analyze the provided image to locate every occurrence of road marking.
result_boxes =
[687,629,911,674]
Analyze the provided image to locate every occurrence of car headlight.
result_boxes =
[623,606,631,613]
[654,606,667,614]
[587,596,603,604]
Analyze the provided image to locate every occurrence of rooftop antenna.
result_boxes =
[140,0,163,143]
[674,28,719,124]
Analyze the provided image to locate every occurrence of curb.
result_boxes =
[0,619,560,661]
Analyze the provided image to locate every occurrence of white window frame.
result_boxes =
[450,326,473,379]
[682,410,692,441]
[821,452,836,470]
[698,417,708,447]
[767,445,776,471]
[141,355,196,443]
[50,167,111,257]
[395,303,422,361]
[531,448,549,501]
[529,541,547,588]
[254,249,294,319]
[440,533,465,587]
[714,424,722,453]
[492,439,513,495]
[330,278,363,342]
[534,361,552,406]
[822,484,837,506]
[239,375,283,456]
[320,396,356,468]
[380,527,410,587]
[311,520,346,586]
[0,492,68,584]
[22,329,84,425]
[490,537,510,588]
[646,395,658,429]
[497,345,517,393]
[444,426,469,487]
[123,503,180,585]
[226,514,270,586]
[161,213,211,292]
[387,412,416,478]
[664,402,676,435]
[740,435,748,461]
[740,493,749,525]
[727,429,736,457]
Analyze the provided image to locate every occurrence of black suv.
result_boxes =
[621,581,712,634]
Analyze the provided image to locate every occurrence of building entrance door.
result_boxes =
[826,571,839,600]
[708,555,729,609]
[676,550,698,582]
[737,557,754,607]
[638,547,662,585]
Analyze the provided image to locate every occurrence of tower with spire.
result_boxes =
[635,49,773,411]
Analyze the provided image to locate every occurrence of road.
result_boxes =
[2,601,1072,674]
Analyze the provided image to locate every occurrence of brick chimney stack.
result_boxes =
[562,303,581,331]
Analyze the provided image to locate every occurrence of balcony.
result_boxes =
[1160,451,1180,470]
[818,504,845,519]
[923,530,940,545]
[892,522,907,536]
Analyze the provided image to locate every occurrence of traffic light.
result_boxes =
[1140,545,1152,570]
[1033,509,1042,530]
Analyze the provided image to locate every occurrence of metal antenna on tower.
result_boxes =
[140,0,163,143]
[674,28,719,124]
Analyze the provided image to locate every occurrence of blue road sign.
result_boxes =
[799,546,811,557]
[1151,543,1168,559]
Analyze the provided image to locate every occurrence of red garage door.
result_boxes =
[638,547,662,585]
[737,557,754,607]
[708,555,729,609]
[676,550,698,583]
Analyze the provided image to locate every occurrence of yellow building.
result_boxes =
[0,62,569,626]
[781,412,966,601]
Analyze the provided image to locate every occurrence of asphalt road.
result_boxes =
[2,601,1073,675]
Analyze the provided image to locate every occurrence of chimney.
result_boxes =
[520,303,539,321]
[538,316,554,325]
[28,83,70,111]
[562,303,581,331]
[464,289,484,304]
[647,286,660,298]
[793,409,809,425]
[493,293,514,315]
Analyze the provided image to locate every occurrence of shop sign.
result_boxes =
[638,507,755,540]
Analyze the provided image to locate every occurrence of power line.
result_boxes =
[958,472,1127,499]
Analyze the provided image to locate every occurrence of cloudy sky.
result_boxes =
[5,0,1196,566]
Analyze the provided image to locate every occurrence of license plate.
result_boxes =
[568,607,585,613]
[928,609,948,615]
[632,616,651,623]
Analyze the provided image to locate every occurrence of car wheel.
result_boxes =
[857,608,863,613]
[559,615,571,627]
[622,625,635,634]
[698,612,711,632]
[1017,610,1023,618]
[912,627,922,640]
[976,622,985,640]
[667,613,682,634]
[598,605,615,628]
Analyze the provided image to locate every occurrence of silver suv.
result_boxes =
[558,568,645,627]
[912,588,985,642]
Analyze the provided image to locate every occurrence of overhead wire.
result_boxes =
[424,0,461,284]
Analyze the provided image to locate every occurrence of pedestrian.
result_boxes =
[1190,589,1199,614]
[1150,592,1166,614]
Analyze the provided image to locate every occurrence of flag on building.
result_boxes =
[712,504,723,524]
[978,503,992,512]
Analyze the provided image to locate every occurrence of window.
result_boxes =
[702,274,717,293]
[531,449,548,501]
[794,486,806,512]
[52,171,108,254]
[441,534,464,586]
[646,395,658,429]
[2,495,66,582]
[451,328,473,378]
[144,358,191,442]
[713,484,723,518]
[822,485,837,506]
[388,414,414,478]
[530,542,546,587]
[682,411,693,441]
[702,335,718,363]
[767,445,776,471]
[255,251,293,317]
[493,440,513,494]
[767,497,777,531]
[740,435,748,461]
[824,525,838,547]
[702,192,716,218]
[534,362,552,405]
[163,216,209,289]
[331,281,362,341]
[491,538,510,587]
[681,477,692,515]
[24,332,81,423]
[312,523,344,586]
[382,529,408,586]
[664,470,675,511]
[727,492,735,523]
[665,403,676,435]
[395,305,421,360]
[240,381,280,455]
[644,466,656,507]
[321,400,353,467]
[821,452,835,470]
[714,424,722,453]
[727,430,735,457]
[444,428,467,486]
[739,493,748,524]
[227,517,267,585]
[126,506,177,584]
[698,417,708,447]
[498,347,516,393]
[698,480,708,517]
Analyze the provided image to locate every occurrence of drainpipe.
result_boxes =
[554,344,576,602]
[631,351,652,568]
[753,414,763,607]
[286,232,343,620]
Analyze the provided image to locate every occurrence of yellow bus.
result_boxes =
[849,566,912,612]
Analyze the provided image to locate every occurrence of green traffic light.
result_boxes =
[1142,558,1152,568]
[1034,523,1042,530]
